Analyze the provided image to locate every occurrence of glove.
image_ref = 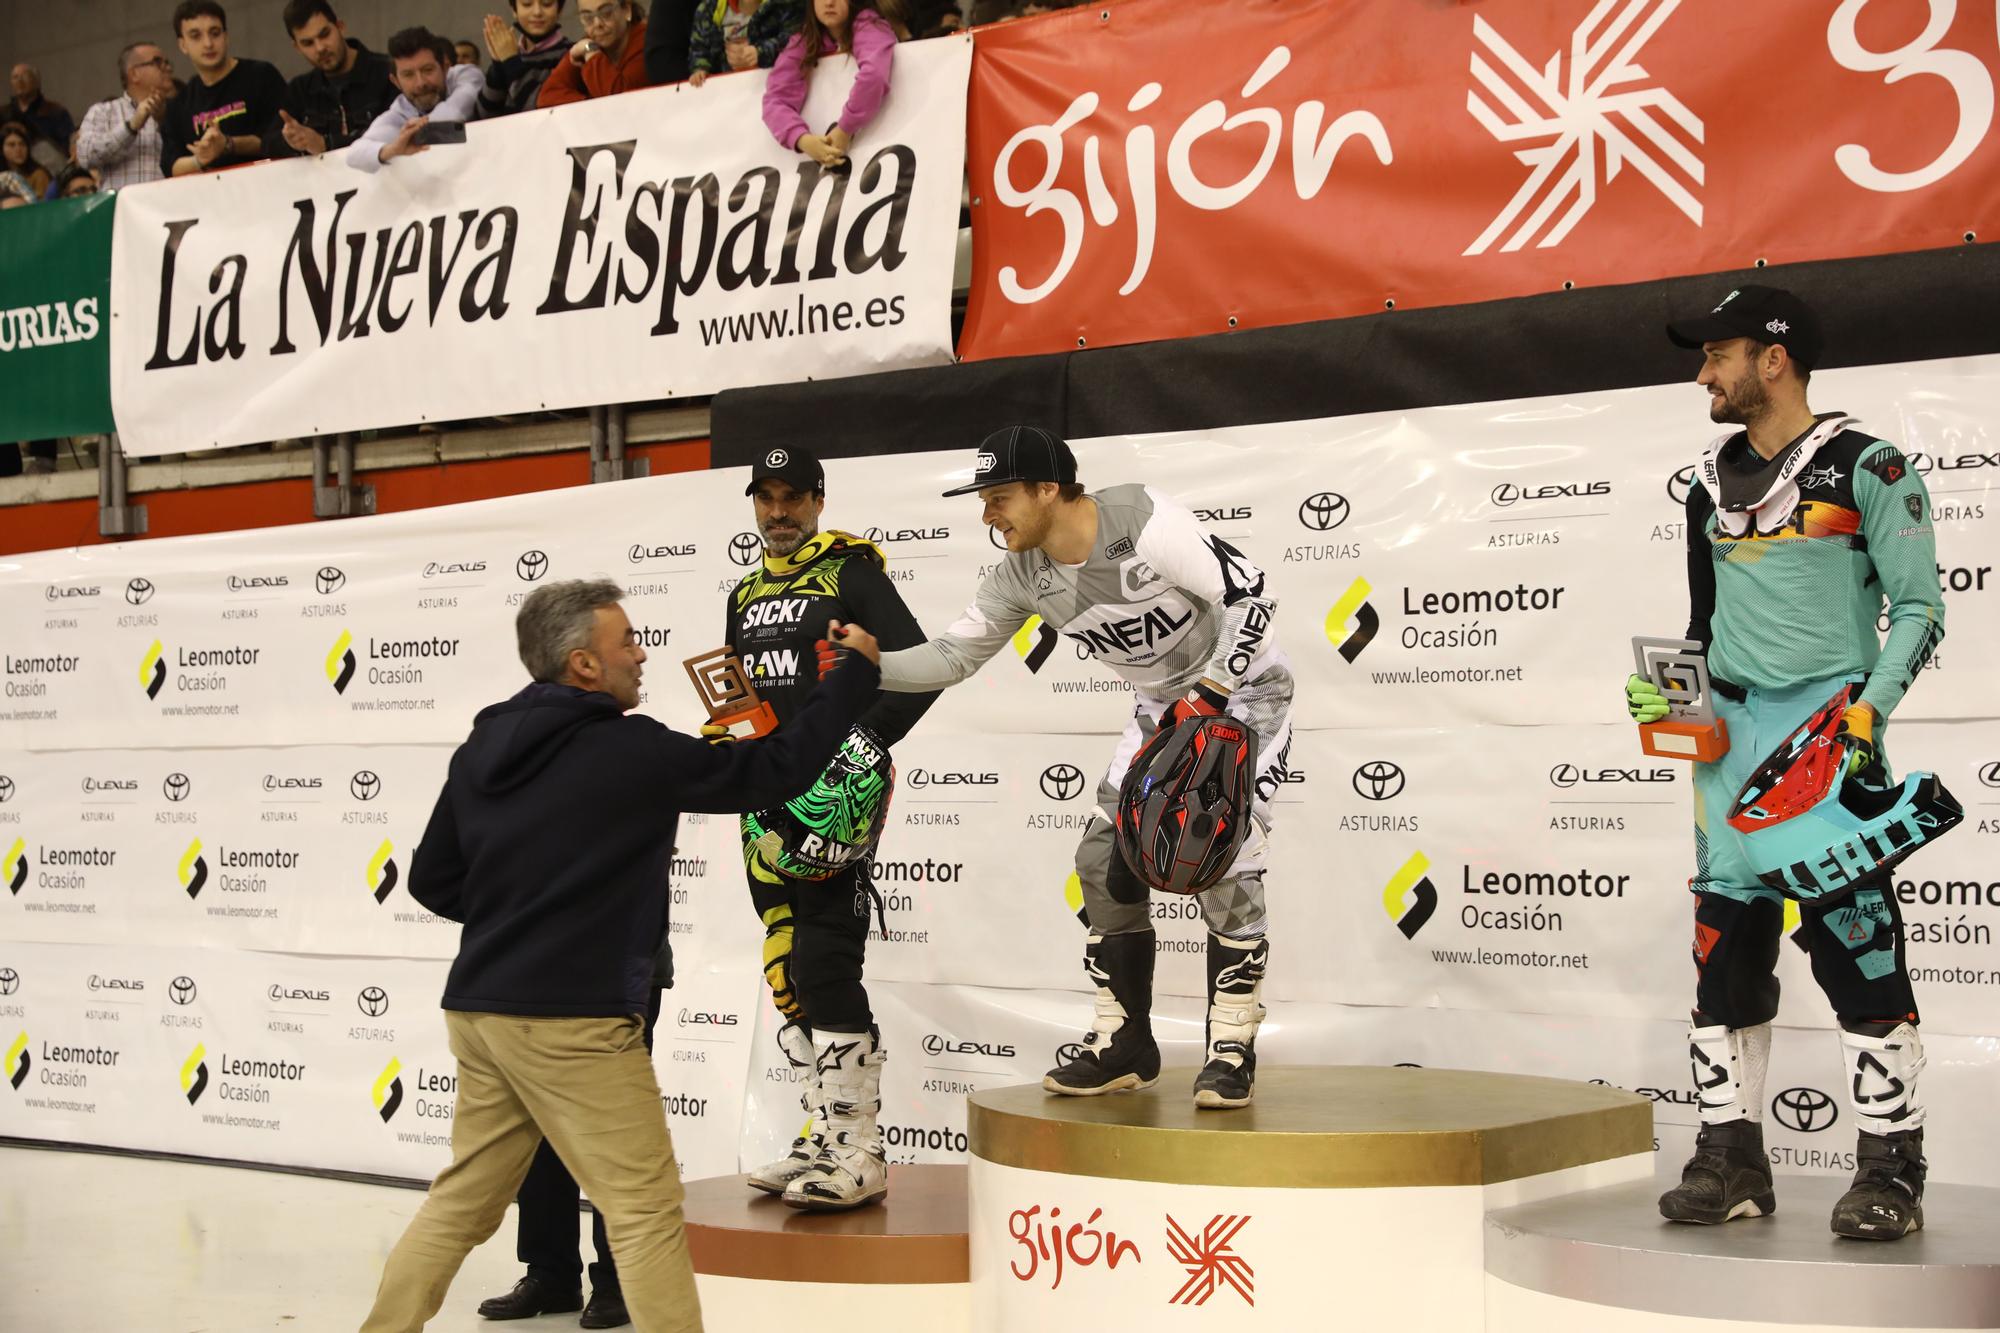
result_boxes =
[1626,673,1670,723]
[816,637,839,680]
[1159,681,1229,732]
[699,721,735,745]
[1836,704,1882,781]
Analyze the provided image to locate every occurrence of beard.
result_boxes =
[1709,372,1770,426]
[761,518,816,556]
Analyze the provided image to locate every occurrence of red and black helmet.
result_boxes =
[1115,715,1259,895]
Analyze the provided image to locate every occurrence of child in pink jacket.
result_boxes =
[761,0,896,168]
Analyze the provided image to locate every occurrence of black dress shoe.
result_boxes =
[477,1274,584,1320]
[580,1288,631,1329]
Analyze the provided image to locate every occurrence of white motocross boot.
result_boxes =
[783,1029,889,1211]
[747,1020,823,1195]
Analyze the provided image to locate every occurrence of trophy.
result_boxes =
[683,647,778,739]
[1632,637,1729,761]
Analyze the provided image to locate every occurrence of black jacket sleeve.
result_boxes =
[409,780,470,922]
[644,652,880,812]
[644,0,695,84]
[842,558,940,746]
[1683,486,1716,651]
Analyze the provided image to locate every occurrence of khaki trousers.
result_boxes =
[360,1011,703,1333]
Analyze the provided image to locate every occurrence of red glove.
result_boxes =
[816,638,839,680]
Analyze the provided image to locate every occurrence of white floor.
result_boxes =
[0,1145,598,1332]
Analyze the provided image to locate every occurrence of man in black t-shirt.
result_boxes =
[269,0,395,157]
[160,0,286,176]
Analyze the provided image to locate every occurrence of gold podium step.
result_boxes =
[683,1163,968,1284]
[969,1065,1652,1187]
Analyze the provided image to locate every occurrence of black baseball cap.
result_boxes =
[1667,284,1824,369]
[744,446,825,497]
[942,425,1078,497]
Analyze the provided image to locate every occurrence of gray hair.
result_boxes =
[516,578,624,683]
[117,44,154,85]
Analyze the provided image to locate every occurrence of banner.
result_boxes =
[6,352,2000,1189]
[958,0,2000,360]
[0,191,115,444]
[106,35,972,458]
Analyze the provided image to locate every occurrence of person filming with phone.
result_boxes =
[348,26,483,172]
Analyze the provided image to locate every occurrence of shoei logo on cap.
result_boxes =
[766,449,789,468]
[1767,319,1790,335]
[1383,851,1438,939]
[1324,578,1379,663]
[373,1058,404,1121]
[1772,1086,1838,1133]
[975,451,997,472]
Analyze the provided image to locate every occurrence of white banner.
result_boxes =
[106,36,971,457]
[5,352,1999,1189]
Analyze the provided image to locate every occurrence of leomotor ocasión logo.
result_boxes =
[1012,614,1060,674]
[4,838,26,896]
[326,630,357,695]
[180,1043,209,1104]
[367,840,399,904]
[1324,578,1378,663]
[6,1030,28,1091]
[1383,851,1438,939]
[373,1058,404,1121]
[139,639,167,700]
[1166,1214,1254,1307]
[1463,0,1703,256]
[178,839,209,899]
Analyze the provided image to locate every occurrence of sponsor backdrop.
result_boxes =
[105,36,971,457]
[4,353,1999,1194]
[959,0,2000,360]
[0,190,116,444]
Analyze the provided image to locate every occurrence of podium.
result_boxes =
[1487,1170,2000,1331]
[966,1065,1652,1331]
[682,1164,969,1329]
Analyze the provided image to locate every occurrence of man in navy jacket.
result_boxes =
[361,577,881,1333]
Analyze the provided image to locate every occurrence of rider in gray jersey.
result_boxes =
[839,426,1294,1108]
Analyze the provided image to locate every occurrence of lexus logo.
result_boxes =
[315,566,346,595]
[0,968,17,996]
[1352,760,1406,801]
[1298,492,1350,531]
[1771,1086,1838,1133]
[163,772,191,802]
[1668,464,1698,506]
[728,532,763,567]
[1549,764,1581,789]
[350,770,382,802]
[0,776,12,803]
[516,550,549,582]
[1040,764,1086,801]
[168,975,196,1005]
[356,985,389,1017]
[1979,761,2000,789]
[125,577,156,605]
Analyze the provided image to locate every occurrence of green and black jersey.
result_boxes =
[1684,422,1944,718]
[725,530,938,744]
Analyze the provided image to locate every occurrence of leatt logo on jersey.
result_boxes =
[741,598,811,627]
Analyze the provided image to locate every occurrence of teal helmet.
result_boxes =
[744,726,894,882]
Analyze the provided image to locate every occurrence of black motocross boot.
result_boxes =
[1044,930,1161,1095]
[1831,1129,1926,1240]
[1658,1119,1777,1224]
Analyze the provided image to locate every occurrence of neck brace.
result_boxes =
[1698,414,1856,537]
[760,528,886,577]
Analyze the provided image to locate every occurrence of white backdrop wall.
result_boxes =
[3,353,1998,1190]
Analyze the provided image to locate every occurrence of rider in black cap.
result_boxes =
[721,445,939,1211]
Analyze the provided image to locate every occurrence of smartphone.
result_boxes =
[414,121,467,147]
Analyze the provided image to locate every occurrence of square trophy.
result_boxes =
[683,647,779,739]
[1632,636,1730,762]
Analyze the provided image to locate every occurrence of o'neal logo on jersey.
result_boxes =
[1062,595,1198,664]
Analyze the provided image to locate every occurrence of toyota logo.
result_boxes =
[1352,760,1406,801]
[0,968,18,996]
[357,985,389,1017]
[125,577,155,605]
[351,770,381,802]
[315,566,346,595]
[1054,1040,1088,1064]
[168,975,196,1005]
[1979,761,2000,788]
[1549,764,1581,789]
[163,773,191,802]
[728,532,763,567]
[1668,464,1698,506]
[516,550,549,582]
[0,776,12,803]
[1040,764,1086,801]
[1298,492,1350,531]
[765,448,789,468]
[1771,1087,1838,1133]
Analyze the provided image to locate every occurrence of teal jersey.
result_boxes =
[1684,423,1944,718]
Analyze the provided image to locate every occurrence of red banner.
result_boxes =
[960,0,2000,361]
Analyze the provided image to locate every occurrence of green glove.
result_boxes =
[1626,673,1670,723]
